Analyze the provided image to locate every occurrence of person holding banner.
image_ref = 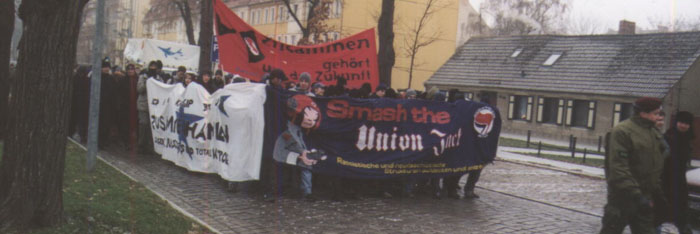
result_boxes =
[136,61,162,154]
[273,94,327,202]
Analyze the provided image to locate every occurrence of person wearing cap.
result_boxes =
[655,111,695,234]
[293,72,312,94]
[370,84,387,98]
[311,82,325,97]
[600,97,666,234]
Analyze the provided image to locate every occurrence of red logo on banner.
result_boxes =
[213,0,379,89]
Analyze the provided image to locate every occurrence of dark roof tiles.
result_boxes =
[426,31,700,98]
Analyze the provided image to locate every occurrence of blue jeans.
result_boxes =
[300,168,312,195]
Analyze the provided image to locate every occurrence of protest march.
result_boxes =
[68,0,502,203]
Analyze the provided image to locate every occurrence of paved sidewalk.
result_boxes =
[95,148,606,234]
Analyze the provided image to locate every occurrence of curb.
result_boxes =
[495,153,605,180]
[67,138,222,234]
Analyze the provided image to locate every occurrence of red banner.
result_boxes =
[213,0,379,89]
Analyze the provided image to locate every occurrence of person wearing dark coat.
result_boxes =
[70,65,91,142]
[657,111,695,234]
[98,57,116,148]
[198,71,218,94]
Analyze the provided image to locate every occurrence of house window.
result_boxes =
[464,92,473,101]
[334,0,342,17]
[508,95,533,121]
[536,97,561,124]
[565,99,596,128]
[264,8,269,24]
[510,48,523,58]
[270,7,275,23]
[612,103,634,126]
[543,53,562,66]
[291,35,297,44]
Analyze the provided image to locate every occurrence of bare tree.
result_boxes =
[647,16,700,32]
[0,0,89,231]
[0,0,14,140]
[145,0,199,45]
[377,0,395,87]
[482,0,567,35]
[282,0,335,45]
[566,14,603,35]
[174,0,197,45]
[403,0,441,89]
[198,0,213,72]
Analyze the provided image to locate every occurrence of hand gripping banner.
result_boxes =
[147,79,267,181]
[213,0,379,89]
[264,88,502,179]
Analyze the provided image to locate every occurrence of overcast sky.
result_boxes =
[469,0,700,33]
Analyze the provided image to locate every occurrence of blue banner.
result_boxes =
[264,87,501,179]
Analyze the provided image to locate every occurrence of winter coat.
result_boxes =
[605,115,666,202]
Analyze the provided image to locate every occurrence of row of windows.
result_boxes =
[507,95,633,129]
[273,32,340,45]
[239,0,342,26]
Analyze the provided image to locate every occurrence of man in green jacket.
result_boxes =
[600,97,666,234]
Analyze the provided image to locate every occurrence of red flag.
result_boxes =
[213,0,379,89]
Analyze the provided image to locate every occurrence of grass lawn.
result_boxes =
[0,141,211,234]
[520,152,606,168]
[499,137,604,155]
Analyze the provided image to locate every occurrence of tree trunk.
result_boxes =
[0,0,14,140]
[377,0,395,87]
[198,0,213,73]
[0,0,89,231]
[176,0,196,45]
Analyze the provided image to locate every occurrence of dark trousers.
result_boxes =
[600,196,655,234]
[444,169,483,194]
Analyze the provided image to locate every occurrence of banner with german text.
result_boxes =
[213,0,379,89]
[264,88,502,179]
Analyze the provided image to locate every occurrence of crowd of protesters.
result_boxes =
[67,62,487,204]
[67,63,696,232]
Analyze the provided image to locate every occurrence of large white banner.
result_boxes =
[147,79,267,181]
[124,38,200,72]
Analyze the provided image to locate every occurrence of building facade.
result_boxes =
[427,31,700,158]
[142,0,483,89]
[77,0,151,66]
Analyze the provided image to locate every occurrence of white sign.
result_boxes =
[125,38,200,72]
[147,79,267,181]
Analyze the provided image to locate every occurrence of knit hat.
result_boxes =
[102,57,111,68]
[312,82,325,90]
[676,111,694,124]
[299,72,311,82]
[633,97,662,113]
[376,83,387,91]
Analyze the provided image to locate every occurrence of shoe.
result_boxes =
[302,194,317,202]
[447,192,461,200]
[464,190,479,199]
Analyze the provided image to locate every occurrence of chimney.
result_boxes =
[619,20,636,35]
